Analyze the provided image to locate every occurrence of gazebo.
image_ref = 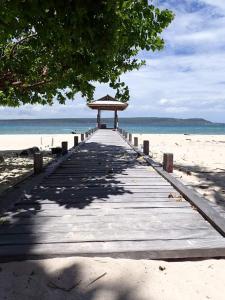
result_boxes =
[87,95,128,129]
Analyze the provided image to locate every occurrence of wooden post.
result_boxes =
[134,137,138,147]
[129,133,132,142]
[81,133,84,141]
[124,132,128,139]
[97,109,101,128]
[34,152,43,174]
[85,132,88,138]
[163,153,173,173]
[61,141,68,155]
[143,140,149,155]
[114,110,118,129]
[74,136,79,147]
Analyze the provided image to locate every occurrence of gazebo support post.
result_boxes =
[114,110,118,129]
[97,109,101,128]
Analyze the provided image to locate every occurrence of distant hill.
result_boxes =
[0,117,218,126]
[116,117,214,126]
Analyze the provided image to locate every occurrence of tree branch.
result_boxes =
[9,33,37,58]
[21,79,52,89]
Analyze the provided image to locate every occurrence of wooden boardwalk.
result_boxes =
[1,129,225,260]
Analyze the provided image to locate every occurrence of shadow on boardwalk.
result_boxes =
[0,140,146,258]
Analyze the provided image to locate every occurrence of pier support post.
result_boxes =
[124,132,128,139]
[74,136,79,147]
[81,133,84,141]
[129,133,132,142]
[97,109,101,129]
[163,153,173,173]
[34,152,43,174]
[85,132,88,138]
[143,140,149,156]
[114,110,118,129]
[134,137,138,147]
[61,141,68,155]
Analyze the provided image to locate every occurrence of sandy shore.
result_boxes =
[135,134,225,205]
[1,256,225,300]
[0,134,80,194]
[0,134,81,151]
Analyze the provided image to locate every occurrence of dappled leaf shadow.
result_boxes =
[0,130,150,258]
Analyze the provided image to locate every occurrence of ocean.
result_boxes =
[0,118,225,135]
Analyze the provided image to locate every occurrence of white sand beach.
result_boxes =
[0,134,81,151]
[0,256,225,300]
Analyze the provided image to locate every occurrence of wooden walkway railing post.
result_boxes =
[129,133,132,142]
[163,153,174,173]
[143,140,149,155]
[74,136,79,147]
[33,152,43,174]
[61,141,68,155]
[134,137,138,147]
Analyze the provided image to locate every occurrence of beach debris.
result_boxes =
[51,147,62,155]
[168,192,183,201]
[87,272,107,287]
[168,192,180,198]
[159,266,166,271]
[47,280,81,292]
[20,147,40,157]
[0,155,4,163]
[186,170,192,175]
[198,184,209,189]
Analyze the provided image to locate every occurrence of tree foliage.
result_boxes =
[0,0,174,106]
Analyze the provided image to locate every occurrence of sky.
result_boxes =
[2,0,225,122]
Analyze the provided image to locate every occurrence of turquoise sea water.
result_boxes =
[1,118,225,135]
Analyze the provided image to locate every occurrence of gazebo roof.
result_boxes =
[87,95,128,111]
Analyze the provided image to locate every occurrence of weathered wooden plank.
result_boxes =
[5,207,199,218]
[2,238,225,261]
[3,211,204,225]
[0,220,211,234]
[17,197,185,204]
[42,180,171,186]
[0,228,220,245]
[13,201,190,210]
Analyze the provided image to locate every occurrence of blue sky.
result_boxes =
[2,0,225,122]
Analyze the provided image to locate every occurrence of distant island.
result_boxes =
[118,117,214,126]
[0,117,216,126]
